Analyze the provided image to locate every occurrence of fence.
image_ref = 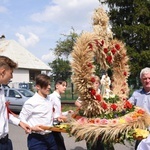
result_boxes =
[50,80,78,101]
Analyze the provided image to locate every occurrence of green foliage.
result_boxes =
[104,95,120,103]
[49,58,71,81]
[99,0,150,87]
[48,28,80,81]
[53,28,80,58]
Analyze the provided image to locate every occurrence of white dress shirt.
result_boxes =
[137,135,150,150]
[0,87,20,139]
[19,92,54,134]
[50,91,68,119]
[129,89,150,114]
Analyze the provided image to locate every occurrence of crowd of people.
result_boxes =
[0,56,72,150]
[0,55,150,150]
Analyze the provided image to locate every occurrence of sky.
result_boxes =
[0,0,107,64]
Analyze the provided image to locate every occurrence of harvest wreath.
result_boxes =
[41,7,150,145]
[68,8,150,144]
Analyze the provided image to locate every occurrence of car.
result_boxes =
[4,88,34,112]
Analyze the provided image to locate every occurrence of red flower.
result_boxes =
[87,62,93,68]
[110,104,118,111]
[94,118,101,124]
[111,48,117,55]
[100,40,104,46]
[111,79,114,82]
[94,39,100,47]
[100,119,108,124]
[124,101,133,109]
[115,44,120,50]
[137,109,145,114]
[121,89,125,94]
[88,43,93,50]
[104,48,108,54]
[77,117,88,124]
[90,89,96,95]
[123,72,127,76]
[101,102,108,110]
[95,94,101,102]
[91,77,95,83]
[123,82,126,86]
[106,55,112,64]
[88,119,95,123]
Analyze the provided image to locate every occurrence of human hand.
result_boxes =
[68,110,74,113]
[32,125,44,132]
[58,115,67,122]
[19,121,31,134]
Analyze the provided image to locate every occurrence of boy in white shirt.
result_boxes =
[19,74,58,150]
[50,79,72,150]
[0,56,31,150]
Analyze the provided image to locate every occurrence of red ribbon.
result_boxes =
[5,101,18,118]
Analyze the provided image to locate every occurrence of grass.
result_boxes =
[62,104,77,112]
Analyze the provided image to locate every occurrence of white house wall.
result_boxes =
[9,69,29,88]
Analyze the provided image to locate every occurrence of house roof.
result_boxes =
[0,38,51,71]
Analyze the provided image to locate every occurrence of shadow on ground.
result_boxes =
[71,146,87,150]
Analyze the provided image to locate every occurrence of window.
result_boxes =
[9,90,15,97]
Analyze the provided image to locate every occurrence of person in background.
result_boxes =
[19,74,58,150]
[50,78,73,150]
[75,75,107,150]
[75,75,101,108]
[0,56,31,150]
[129,67,150,150]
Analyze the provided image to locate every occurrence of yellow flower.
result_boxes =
[134,128,149,139]
[119,118,126,124]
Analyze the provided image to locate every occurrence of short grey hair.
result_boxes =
[140,67,150,79]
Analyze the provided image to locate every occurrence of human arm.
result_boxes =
[62,108,74,116]
[18,100,33,133]
[19,121,31,133]
[75,97,82,107]
[75,100,82,107]
[53,97,62,119]
[128,91,137,105]
[8,114,31,134]
[31,125,44,132]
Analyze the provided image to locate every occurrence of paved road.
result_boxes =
[9,124,134,150]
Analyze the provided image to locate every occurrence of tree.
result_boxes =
[99,0,150,87]
[48,28,80,81]
[53,27,80,58]
[49,58,71,81]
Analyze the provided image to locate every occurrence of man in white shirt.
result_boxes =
[129,67,150,149]
[0,56,31,150]
[19,74,58,150]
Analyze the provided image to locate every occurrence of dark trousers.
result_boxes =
[135,140,141,150]
[0,134,13,150]
[52,132,66,150]
[27,133,58,150]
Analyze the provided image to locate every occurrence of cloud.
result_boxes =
[18,26,46,36]
[0,5,8,13]
[30,0,100,30]
[15,32,40,48]
[41,50,57,63]
[41,50,69,63]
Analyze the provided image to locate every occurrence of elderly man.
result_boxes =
[129,67,150,149]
